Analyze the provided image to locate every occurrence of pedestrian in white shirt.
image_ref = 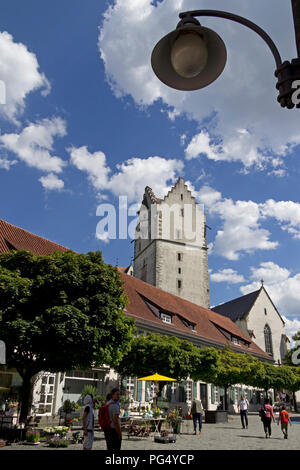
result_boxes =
[238,394,249,429]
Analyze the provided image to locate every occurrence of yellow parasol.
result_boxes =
[137,373,176,382]
[137,373,176,407]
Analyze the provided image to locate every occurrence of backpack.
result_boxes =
[98,402,113,432]
[259,405,267,421]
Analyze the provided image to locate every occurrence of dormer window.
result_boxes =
[180,316,196,332]
[161,313,172,324]
[232,337,238,345]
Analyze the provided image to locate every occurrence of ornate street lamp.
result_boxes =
[151,1,300,108]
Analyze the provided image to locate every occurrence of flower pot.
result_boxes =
[172,423,181,434]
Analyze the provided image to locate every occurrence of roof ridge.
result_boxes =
[213,289,261,309]
[0,219,69,251]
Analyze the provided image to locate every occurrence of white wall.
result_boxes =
[246,289,286,364]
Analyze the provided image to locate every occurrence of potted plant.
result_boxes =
[0,439,7,447]
[152,407,161,418]
[48,436,70,448]
[25,430,40,445]
[167,409,182,434]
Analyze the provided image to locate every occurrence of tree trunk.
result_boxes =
[19,373,34,424]
[224,386,228,411]
[293,391,298,412]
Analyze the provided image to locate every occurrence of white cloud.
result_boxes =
[95,230,110,244]
[185,130,221,161]
[68,146,110,189]
[282,316,300,343]
[0,31,50,123]
[0,157,17,170]
[99,0,300,172]
[261,199,300,239]
[196,188,278,260]
[241,262,300,317]
[0,117,67,173]
[69,145,183,203]
[194,184,300,260]
[196,184,222,208]
[210,268,246,284]
[39,173,64,191]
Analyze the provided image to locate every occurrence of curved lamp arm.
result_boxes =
[179,10,282,69]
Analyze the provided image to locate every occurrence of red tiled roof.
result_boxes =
[118,269,271,361]
[0,219,69,255]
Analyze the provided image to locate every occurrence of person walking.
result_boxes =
[238,394,249,429]
[82,394,95,450]
[107,388,122,451]
[260,398,275,438]
[101,393,113,448]
[191,398,204,435]
[277,405,292,439]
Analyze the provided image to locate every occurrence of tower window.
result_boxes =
[178,280,182,289]
[181,194,183,200]
[181,208,184,217]
[264,308,267,315]
[264,324,273,355]
[176,229,182,239]
[177,253,183,261]
[178,267,181,274]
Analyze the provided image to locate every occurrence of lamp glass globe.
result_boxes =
[170,31,208,78]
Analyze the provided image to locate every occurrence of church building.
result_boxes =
[213,286,290,365]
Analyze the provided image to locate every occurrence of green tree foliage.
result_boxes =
[115,334,220,397]
[189,347,220,384]
[251,363,296,397]
[115,333,195,383]
[0,250,135,422]
[208,348,265,410]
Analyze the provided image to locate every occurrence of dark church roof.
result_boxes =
[212,290,261,322]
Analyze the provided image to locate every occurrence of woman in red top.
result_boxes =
[260,398,275,438]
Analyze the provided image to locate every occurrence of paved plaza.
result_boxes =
[1,415,299,451]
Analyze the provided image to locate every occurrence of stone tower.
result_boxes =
[133,177,210,308]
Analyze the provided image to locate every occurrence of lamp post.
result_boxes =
[151,0,300,109]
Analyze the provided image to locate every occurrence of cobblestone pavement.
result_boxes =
[1,415,299,450]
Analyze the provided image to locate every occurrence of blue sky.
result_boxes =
[0,0,300,338]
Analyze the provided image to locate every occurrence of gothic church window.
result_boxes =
[264,324,273,355]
